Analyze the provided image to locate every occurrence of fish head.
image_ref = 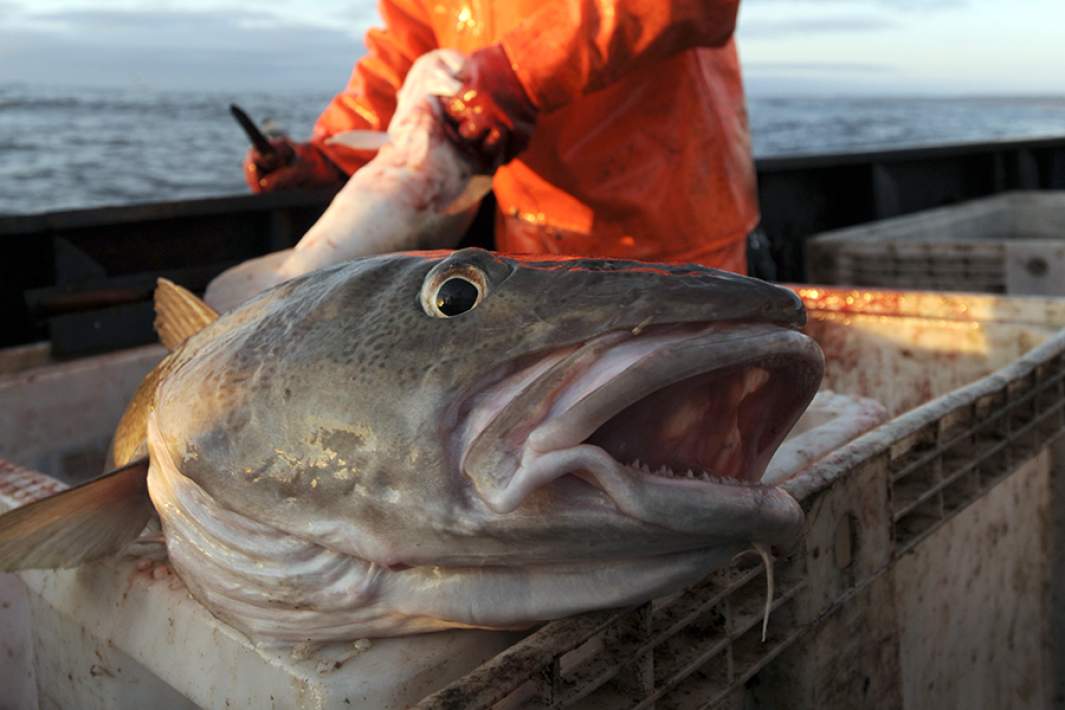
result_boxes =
[153,248,822,632]
[448,251,822,547]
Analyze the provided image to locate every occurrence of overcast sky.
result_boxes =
[1,0,1062,96]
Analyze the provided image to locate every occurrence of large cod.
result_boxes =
[0,249,823,645]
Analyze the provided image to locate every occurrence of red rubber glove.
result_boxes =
[243,137,346,193]
[440,44,538,174]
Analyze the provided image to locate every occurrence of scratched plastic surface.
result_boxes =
[795,285,1065,417]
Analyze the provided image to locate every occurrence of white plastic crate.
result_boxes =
[807,191,1065,296]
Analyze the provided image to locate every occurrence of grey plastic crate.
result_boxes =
[807,191,1065,295]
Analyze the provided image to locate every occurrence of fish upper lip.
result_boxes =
[464,323,823,544]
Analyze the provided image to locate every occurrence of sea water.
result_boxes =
[2,83,1064,215]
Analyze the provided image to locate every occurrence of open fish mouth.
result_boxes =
[463,323,824,545]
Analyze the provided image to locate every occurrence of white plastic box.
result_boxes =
[806,191,1065,296]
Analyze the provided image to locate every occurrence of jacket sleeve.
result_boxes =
[312,0,437,175]
[500,0,739,113]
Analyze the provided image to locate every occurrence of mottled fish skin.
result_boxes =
[136,248,822,642]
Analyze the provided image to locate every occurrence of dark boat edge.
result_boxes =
[2,135,1064,356]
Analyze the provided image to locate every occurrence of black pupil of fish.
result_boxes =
[435,278,479,316]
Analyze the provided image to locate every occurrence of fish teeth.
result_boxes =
[626,460,752,485]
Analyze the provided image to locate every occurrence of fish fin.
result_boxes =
[107,365,161,469]
[443,175,493,216]
[154,278,218,351]
[0,459,153,571]
[325,130,390,152]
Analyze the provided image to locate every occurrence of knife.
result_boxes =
[229,103,276,157]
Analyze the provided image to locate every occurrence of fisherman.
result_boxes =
[244,1,762,275]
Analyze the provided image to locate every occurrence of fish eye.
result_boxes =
[421,265,488,318]
[435,277,480,316]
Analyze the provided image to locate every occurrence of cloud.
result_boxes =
[740,15,901,38]
[738,0,965,40]
[743,0,964,6]
[0,6,367,91]
[742,59,902,97]
[745,61,896,74]
[743,61,905,97]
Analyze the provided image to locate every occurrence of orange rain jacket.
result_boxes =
[313,0,758,272]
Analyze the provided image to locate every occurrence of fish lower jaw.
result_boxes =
[477,444,802,548]
[148,440,750,643]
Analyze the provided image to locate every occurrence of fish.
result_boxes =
[205,49,492,313]
[0,248,824,645]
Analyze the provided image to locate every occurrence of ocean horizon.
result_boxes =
[3,82,1064,215]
